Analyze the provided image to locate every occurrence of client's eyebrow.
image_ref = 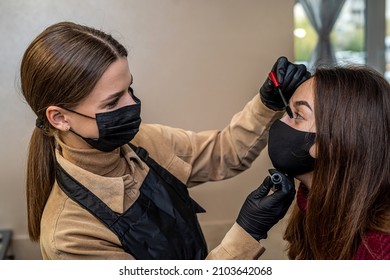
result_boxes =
[293,100,313,111]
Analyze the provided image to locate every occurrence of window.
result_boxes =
[386,0,390,79]
[294,0,365,70]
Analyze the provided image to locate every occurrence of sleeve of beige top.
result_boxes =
[206,223,265,260]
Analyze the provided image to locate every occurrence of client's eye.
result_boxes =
[294,112,304,120]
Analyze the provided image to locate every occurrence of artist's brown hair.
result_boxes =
[20,22,128,241]
[284,66,390,259]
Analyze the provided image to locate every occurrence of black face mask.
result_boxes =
[67,94,141,152]
[268,119,316,176]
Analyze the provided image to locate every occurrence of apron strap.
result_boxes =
[56,163,119,227]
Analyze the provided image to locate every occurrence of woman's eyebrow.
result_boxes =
[293,100,313,111]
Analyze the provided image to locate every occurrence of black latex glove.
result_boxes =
[236,169,296,241]
[259,56,311,111]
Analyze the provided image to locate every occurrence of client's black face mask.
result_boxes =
[67,92,141,152]
[268,119,316,176]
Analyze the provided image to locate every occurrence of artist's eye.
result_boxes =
[106,98,120,109]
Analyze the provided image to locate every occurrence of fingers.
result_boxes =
[282,63,298,85]
[261,56,309,111]
[272,56,288,83]
[252,176,272,199]
[304,70,312,80]
[270,56,311,96]
[282,64,310,94]
[292,65,311,88]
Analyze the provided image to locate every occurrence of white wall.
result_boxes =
[0,0,294,259]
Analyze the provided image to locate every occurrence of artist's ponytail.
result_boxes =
[26,128,56,241]
[21,21,128,241]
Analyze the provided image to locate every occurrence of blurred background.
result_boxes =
[0,0,387,260]
[294,0,387,77]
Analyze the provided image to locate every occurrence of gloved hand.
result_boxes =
[259,56,311,111]
[236,169,296,241]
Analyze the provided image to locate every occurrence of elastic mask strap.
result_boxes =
[60,107,98,142]
[68,128,98,141]
[62,107,96,120]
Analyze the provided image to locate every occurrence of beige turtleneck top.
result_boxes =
[55,134,150,213]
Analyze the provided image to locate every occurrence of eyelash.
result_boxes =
[106,98,120,109]
[294,112,303,120]
[106,86,134,109]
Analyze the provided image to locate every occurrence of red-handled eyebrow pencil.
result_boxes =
[268,71,294,119]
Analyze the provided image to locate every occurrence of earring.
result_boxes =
[65,126,70,131]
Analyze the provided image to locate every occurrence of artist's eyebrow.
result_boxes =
[293,100,313,111]
[101,90,126,104]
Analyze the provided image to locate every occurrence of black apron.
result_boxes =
[55,145,208,260]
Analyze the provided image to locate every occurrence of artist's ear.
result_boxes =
[309,143,317,158]
[46,106,70,132]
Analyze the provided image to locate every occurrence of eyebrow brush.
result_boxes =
[268,71,294,119]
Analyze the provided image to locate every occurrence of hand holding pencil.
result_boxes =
[259,56,311,115]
